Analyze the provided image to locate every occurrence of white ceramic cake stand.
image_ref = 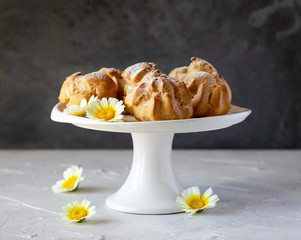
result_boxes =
[51,103,251,214]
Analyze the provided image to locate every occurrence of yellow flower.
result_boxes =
[86,97,125,122]
[52,165,84,193]
[63,96,98,116]
[61,199,96,222]
[176,186,219,215]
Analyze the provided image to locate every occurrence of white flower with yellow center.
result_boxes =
[86,97,125,122]
[52,165,84,193]
[61,199,96,222]
[176,186,219,215]
[63,99,88,116]
[63,96,98,116]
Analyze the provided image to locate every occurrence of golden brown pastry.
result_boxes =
[125,70,193,121]
[121,62,157,87]
[169,66,188,80]
[59,71,118,106]
[188,57,220,81]
[169,57,232,117]
[99,67,125,99]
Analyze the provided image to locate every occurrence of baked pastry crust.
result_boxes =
[99,67,125,99]
[188,57,220,81]
[122,62,157,87]
[169,66,188,80]
[125,69,193,121]
[59,71,118,106]
[169,57,232,117]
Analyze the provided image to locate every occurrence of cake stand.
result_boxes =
[51,103,251,214]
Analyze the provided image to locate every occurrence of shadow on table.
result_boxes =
[80,218,115,225]
[190,178,286,217]
[69,186,109,194]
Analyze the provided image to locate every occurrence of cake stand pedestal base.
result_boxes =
[106,132,183,214]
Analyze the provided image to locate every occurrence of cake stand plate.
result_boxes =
[51,103,251,214]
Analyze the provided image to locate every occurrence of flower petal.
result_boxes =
[181,186,200,200]
[208,194,219,202]
[81,199,90,208]
[88,205,96,211]
[206,202,217,208]
[80,98,88,107]
[203,187,213,198]
[73,201,80,207]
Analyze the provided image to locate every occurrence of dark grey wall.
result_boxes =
[0,0,300,149]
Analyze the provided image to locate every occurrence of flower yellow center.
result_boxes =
[186,194,209,210]
[74,110,86,116]
[62,176,78,189]
[96,107,116,121]
[68,206,88,221]
[190,199,205,209]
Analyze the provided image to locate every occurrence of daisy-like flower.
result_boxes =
[52,165,84,193]
[63,96,98,116]
[63,98,88,116]
[86,97,125,122]
[176,186,219,215]
[61,199,96,222]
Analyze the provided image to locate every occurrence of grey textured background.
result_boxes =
[0,0,300,149]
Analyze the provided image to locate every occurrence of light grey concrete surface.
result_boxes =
[0,150,300,239]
